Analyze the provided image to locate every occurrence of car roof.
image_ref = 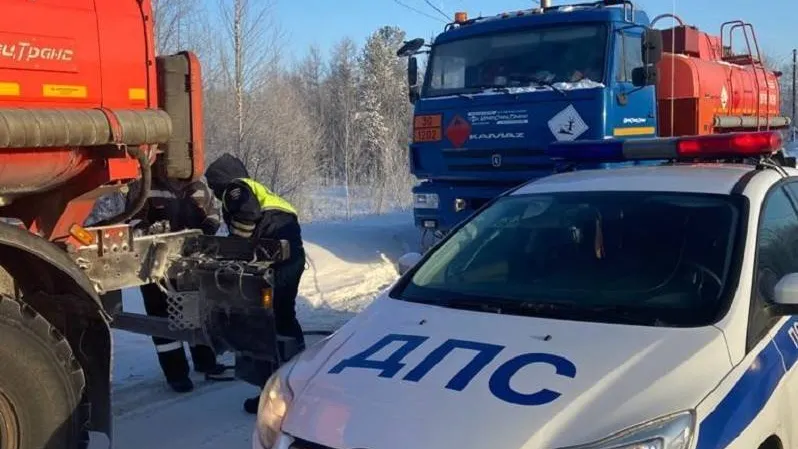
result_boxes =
[512,164,774,196]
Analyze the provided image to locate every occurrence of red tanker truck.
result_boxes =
[0,1,291,447]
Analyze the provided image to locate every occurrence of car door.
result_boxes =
[753,182,798,449]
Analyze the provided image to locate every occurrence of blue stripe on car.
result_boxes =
[696,316,798,449]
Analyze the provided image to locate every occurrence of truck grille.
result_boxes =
[442,148,554,172]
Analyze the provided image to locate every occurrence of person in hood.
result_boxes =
[126,176,234,393]
[205,153,307,414]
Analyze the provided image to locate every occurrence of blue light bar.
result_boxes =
[546,139,626,162]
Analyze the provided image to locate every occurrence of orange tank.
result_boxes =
[655,25,787,137]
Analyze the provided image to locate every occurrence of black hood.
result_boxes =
[205,153,249,200]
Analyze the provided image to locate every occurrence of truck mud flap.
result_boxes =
[194,266,280,364]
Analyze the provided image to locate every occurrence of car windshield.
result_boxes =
[423,23,608,98]
[395,192,745,327]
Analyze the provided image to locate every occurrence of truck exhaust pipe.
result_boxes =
[540,0,552,7]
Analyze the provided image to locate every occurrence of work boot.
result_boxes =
[197,363,235,382]
[243,396,260,415]
[168,377,194,393]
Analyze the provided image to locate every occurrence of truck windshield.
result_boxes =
[423,24,608,98]
[395,191,745,327]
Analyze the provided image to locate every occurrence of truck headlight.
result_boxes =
[561,411,695,449]
[414,193,439,209]
[256,362,296,449]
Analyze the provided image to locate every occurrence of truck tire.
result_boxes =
[0,294,86,449]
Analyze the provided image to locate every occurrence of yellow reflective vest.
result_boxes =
[235,178,298,216]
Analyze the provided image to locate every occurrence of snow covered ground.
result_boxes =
[90,212,418,449]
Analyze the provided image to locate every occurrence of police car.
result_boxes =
[254,131,798,449]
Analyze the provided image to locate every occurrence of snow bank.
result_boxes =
[297,212,418,330]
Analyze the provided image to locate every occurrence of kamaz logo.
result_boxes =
[469,132,525,140]
[622,118,647,124]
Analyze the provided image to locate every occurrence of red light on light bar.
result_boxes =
[677,132,782,158]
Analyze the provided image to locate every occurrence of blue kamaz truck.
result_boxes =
[397,0,787,249]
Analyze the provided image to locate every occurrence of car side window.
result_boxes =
[748,186,798,351]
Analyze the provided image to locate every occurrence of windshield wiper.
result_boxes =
[469,84,514,96]
[402,294,665,325]
[523,77,566,96]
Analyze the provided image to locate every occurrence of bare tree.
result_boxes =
[213,0,284,162]
[328,38,363,219]
[151,0,211,56]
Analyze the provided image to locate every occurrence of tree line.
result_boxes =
[155,0,415,221]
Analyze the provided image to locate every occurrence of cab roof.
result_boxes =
[435,4,650,45]
[512,164,788,196]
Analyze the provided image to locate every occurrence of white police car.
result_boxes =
[254,131,798,449]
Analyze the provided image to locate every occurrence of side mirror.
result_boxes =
[409,85,420,104]
[632,66,657,87]
[407,56,420,104]
[774,273,798,306]
[397,38,425,57]
[642,29,663,66]
[397,252,423,276]
[408,56,419,87]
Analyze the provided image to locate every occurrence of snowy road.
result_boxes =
[89,213,417,449]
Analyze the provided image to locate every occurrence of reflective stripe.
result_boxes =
[155,341,183,353]
[231,220,256,231]
[149,189,178,199]
[236,178,298,215]
[230,226,253,238]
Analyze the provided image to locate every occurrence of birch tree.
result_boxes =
[327,38,362,218]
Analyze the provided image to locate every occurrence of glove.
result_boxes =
[200,215,221,236]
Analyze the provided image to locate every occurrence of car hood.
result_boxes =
[281,295,731,449]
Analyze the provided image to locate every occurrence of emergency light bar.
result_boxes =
[546,131,783,162]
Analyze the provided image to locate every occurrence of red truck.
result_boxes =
[0,1,289,447]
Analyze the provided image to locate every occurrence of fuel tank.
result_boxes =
[655,25,787,137]
[0,0,162,196]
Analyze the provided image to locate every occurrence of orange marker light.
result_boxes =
[69,223,95,246]
[262,288,274,308]
[454,11,468,23]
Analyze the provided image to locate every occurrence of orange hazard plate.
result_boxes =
[414,114,442,129]
[414,128,442,142]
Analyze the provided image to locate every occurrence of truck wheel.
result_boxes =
[0,295,86,449]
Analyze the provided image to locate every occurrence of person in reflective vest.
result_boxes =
[127,176,234,393]
[205,153,306,414]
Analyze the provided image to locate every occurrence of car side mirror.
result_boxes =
[775,273,798,305]
[632,66,657,87]
[397,252,423,276]
[771,273,798,315]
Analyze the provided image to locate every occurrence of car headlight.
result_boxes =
[256,362,296,449]
[561,411,695,449]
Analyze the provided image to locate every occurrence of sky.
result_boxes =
[270,0,796,66]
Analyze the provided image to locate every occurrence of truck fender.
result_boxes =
[0,221,113,439]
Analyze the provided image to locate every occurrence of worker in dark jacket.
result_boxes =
[205,153,306,413]
[129,177,234,393]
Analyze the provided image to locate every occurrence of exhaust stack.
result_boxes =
[540,0,552,7]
